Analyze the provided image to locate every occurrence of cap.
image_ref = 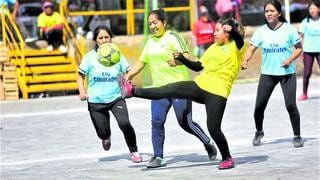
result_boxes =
[43,2,54,10]
[199,6,208,16]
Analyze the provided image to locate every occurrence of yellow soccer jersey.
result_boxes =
[194,41,246,98]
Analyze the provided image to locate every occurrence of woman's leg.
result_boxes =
[111,99,138,153]
[280,74,301,136]
[203,92,229,160]
[134,81,204,103]
[316,53,320,67]
[254,75,278,132]
[302,52,315,95]
[172,99,210,145]
[150,99,171,158]
[88,102,111,140]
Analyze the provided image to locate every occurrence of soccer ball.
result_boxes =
[97,43,121,67]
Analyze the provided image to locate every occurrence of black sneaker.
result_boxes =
[292,136,304,148]
[252,130,264,146]
[205,141,217,160]
[102,137,111,151]
[146,156,166,168]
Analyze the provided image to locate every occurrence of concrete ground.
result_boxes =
[1,78,319,180]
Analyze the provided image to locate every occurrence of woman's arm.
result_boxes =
[174,52,203,72]
[76,73,87,101]
[282,42,303,68]
[241,44,257,70]
[124,60,145,81]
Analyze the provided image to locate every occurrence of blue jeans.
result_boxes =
[151,98,210,158]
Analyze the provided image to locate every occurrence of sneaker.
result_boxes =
[102,137,111,151]
[218,157,235,170]
[47,45,53,52]
[205,140,217,160]
[59,45,67,53]
[146,156,166,168]
[130,152,143,163]
[117,74,133,98]
[252,130,264,146]
[292,136,304,148]
[298,93,308,101]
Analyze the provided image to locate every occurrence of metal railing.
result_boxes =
[66,0,195,35]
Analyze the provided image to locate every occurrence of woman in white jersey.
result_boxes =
[76,25,143,163]
[298,2,320,101]
[123,8,217,168]
[241,0,303,148]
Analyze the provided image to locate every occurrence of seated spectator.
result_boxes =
[37,1,67,52]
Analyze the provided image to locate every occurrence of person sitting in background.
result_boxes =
[192,5,215,58]
[37,1,67,52]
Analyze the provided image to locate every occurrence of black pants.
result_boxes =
[88,98,138,153]
[254,74,301,136]
[134,81,231,160]
[42,29,63,48]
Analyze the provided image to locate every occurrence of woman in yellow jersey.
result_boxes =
[124,8,216,168]
[118,17,246,170]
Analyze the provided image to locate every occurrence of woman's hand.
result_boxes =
[223,24,232,32]
[79,91,88,101]
[241,60,248,70]
[281,59,291,69]
[167,58,177,67]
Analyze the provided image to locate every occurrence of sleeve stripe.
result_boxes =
[170,31,189,52]
[78,68,86,75]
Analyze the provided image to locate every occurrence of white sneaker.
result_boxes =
[59,45,67,53]
[47,45,53,52]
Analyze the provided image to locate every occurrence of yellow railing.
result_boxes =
[59,0,84,65]
[1,4,27,95]
[66,0,195,35]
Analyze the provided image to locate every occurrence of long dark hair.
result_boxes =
[264,0,287,23]
[93,25,114,49]
[148,8,172,30]
[148,8,166,24]
[307,1,320,22]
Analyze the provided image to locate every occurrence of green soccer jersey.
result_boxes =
[140,30,189,87]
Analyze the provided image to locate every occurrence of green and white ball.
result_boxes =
[97,43,121,67]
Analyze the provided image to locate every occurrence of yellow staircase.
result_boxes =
[10,49,78,98]
[1,0,84,99]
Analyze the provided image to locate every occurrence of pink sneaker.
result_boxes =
[218,157,235,170]
[298,93,308,101]
[117,74,133,98]
[130,152,143,163]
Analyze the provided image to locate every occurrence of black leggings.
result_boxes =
[254,74,301,136]
[42,29,63,48]
[134,81,231,160]
[88,98,138,153]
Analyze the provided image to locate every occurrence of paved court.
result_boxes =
[1,78,319,180]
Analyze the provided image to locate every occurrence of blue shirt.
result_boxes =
[78,49,130,103]
[250,23,301,75]
[299,17,320,53]
[0,0,16,7]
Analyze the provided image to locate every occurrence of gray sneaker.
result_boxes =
[146,156,166,168]
[252,130,264,146]
[205,140,217,160]
[292,136,304,148]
